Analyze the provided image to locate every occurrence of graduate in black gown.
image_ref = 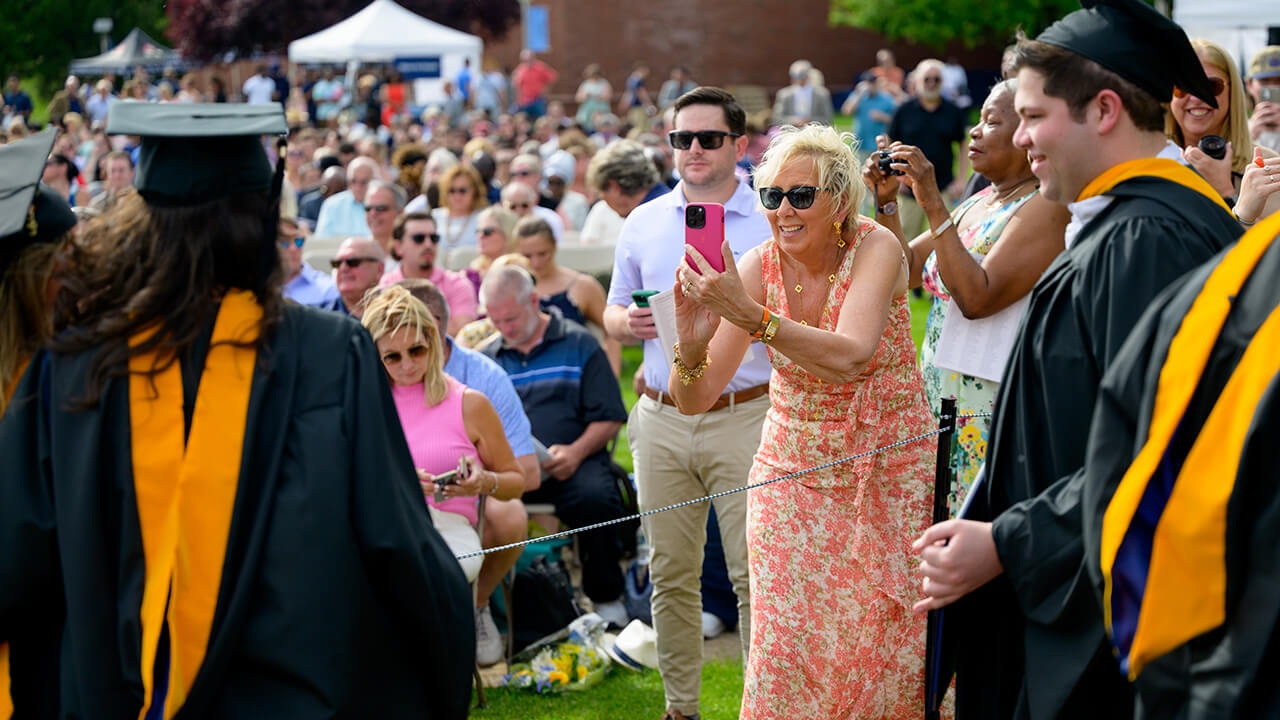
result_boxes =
[1081,211,1280,719]
[912,1,1247,717]
[0,126,79,718]
[0,102,474,718]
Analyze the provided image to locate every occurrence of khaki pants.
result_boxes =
[628,392,767,716]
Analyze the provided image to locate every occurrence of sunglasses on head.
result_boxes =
[278,237,304,249]
[365,203,392,213]
[1173,76,1227,99]
[330,256,377,269]
[668,130,742,150]
[409,232,440,244]
[759,185,821,210]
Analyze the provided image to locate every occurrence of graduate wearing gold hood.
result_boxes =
[0,103,473,719]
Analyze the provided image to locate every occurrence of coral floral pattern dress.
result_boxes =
[740,222,938,719]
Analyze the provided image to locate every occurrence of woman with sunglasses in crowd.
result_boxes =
[865,79,1069,514]
[361,284,525,665]
[668,123,938,718]
[431,164,488,252]
[469,205,519,281]
[1168,38,1280,227]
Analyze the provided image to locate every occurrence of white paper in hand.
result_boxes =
[932,294,1029,384]
[650,288,754,382]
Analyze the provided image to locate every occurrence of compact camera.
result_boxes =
[877,149,904,176]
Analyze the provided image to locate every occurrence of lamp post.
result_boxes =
[93,17,113,54]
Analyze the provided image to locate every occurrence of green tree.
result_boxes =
[0,0,167,96]
[829,0,1079,50]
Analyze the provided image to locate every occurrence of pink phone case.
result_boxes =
[685,202,726,274]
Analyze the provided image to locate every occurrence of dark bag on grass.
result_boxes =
[511,556,581,652]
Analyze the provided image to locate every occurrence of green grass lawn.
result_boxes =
[472,657,744,719]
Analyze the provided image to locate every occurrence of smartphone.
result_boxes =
[631,289,659,307]
[433,469,459,486]
[685,202,726,274]
[1262,86,1280,104]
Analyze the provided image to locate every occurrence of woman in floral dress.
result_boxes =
[866,79,1068,513]
[669,123,937,718]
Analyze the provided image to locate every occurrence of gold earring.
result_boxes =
[834,219,846,248]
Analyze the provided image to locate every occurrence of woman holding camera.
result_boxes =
[362,285,525,666]
[866,79,1069,513]
[670,124,936,718]
[1167,38,1280,227]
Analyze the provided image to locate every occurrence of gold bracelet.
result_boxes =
[760,311,781,344]
[673,342,711,385]
[751,306,771,339]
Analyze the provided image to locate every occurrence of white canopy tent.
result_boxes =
[1173,0,1280,77]
[287,0,482,104]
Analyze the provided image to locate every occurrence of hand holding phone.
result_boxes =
[685,203,726,274]
[631,289,659,307]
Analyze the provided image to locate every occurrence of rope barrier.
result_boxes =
[454,411,993,560]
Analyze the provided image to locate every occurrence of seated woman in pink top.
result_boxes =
[363,285,525,665]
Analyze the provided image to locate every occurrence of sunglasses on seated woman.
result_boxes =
[1172,77,1227,98]
[759,185,822,210]
[668,130,742,150]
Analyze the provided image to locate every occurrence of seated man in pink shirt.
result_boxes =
[381,211,478,335]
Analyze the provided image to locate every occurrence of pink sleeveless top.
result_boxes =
[391,376,481,526]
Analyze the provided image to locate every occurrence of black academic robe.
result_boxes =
[1080,227,1280,719]
[952,177,1244,719]
[0,303,474,718]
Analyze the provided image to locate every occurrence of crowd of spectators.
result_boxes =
[6,33,1280,717]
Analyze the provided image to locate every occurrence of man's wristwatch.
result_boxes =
[877,200,898,216]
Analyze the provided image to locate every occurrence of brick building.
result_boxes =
[484,0,1003,110]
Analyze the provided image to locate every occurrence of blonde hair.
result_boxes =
[361,285,449,406]
[436,164,489,214]
[1,243,59,416]
[752,124,865,233]
[1166,38,1253,174]
[476,206,519,249]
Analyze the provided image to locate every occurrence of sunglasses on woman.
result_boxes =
[759,185,822,210]
[409,232,441,244]
[668,130,742,150]
[278,237,304,249]
[479,227,501,237]
[1172,76,1227,99]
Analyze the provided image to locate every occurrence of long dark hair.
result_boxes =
[51,189,284,407]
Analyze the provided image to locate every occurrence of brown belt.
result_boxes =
[642,383,770,412]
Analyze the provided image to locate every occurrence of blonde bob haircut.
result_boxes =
[1166,38,1252,174]
[752,123,865,232]
[361,284,449,407]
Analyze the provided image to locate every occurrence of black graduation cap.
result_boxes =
[1037,0,1219,108]
[105,102,288,207]
[0,127,78,274]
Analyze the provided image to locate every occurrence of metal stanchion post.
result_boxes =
[925,397,956,720]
